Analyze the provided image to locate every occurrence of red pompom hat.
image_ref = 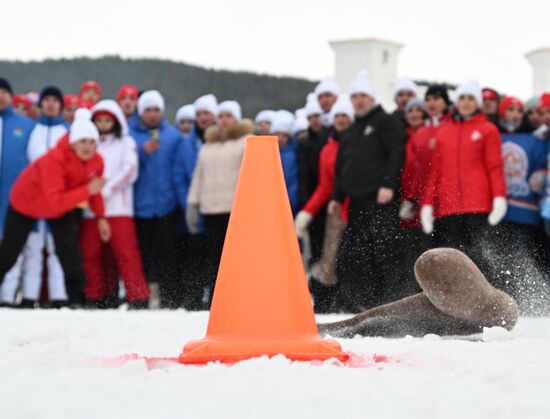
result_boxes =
[498,96,524,118]
[539,93,550,110]
[12,94,31,110]
[63,94,79,108]
[79,81,102,99]
[116,84,139,101]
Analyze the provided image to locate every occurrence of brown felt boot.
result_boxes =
[317,248,519,338]
[414,248,519,330]
[310,212,347,286]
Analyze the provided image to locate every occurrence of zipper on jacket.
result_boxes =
[46,124,52,151]
[458,121,464,211]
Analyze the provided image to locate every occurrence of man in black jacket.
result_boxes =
[328,71,406,311]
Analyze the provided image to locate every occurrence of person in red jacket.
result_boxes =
[399,85,452,290]
[294,95,353,312]
[400,98,429,226]
[0,109,109,306]
[400,85,452,222]
[420,80,507,277]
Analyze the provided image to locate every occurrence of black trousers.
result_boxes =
[307,210,326,266]
[433,213,494,280]
[135,211,178,307]
[203,213,230,308]
[0,206,86,304]
[177,232,208,310]
[490,222,550,315]
[336,197,401,311]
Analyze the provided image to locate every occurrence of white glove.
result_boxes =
[529,172,545,193]
[399,200,417,220]
[420,205,434,234]
[488,197,507,226]
[294,211,313,238]
[186,204,200,234]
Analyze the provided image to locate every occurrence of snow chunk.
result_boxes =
[423,334,442,341]
[482,326,513,342]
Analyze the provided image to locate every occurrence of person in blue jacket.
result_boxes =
[494,96,548,313]
[271,110,299,214]
[174,94,218,212]
[130,90,184,309]
[0,78,35,306]
[173,94,218,310]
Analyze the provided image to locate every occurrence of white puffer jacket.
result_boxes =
[83,100,139,218]
[27,121,67,162]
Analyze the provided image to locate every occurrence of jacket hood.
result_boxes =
[204,119,253,143]
[91,100,128,136]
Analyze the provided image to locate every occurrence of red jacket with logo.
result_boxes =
[421,113,505,219]
[10,135,105,219]
[401,115,451,228]
[400,125,423,228]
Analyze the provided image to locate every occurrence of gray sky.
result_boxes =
[2,0,549,99]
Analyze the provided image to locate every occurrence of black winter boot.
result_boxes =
[17,299,37,309]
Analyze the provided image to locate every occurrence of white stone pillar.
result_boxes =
[525,48,550,96]
[329,38,403,110]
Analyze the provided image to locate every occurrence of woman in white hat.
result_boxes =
[186,100,253,307]
[420,80,507,279]
[0,109,109,306]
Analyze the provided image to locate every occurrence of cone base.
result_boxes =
[178,337,348,364]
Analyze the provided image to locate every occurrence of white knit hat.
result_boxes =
[330,95,355,124]
[404,97,427,114]
[305,94,323,117]
[270,110,295,135]
[314,77,340,97]
[349,69,376,99]
[393,76,418,98]
[70,108,99,144]
[137,90,165,116]
[455,80,483,108]
[292,112,309,136]
[175,104,196,123]
[255,109,276,124]
[194,94,218,115]
[217,100,242,122]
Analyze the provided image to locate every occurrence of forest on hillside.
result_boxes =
[0,56,317,120]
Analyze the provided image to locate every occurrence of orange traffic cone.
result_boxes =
[179,136,348,364]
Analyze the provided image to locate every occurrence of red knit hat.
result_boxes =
[117,84,139,101]
[12,94,31,110]
[482,88,499,101]
[79,81,102,98]
[92,110,116,122]
[499,96,524,118]
[78,99,95,110]
[63,94,79,108]
[539,93,550,110]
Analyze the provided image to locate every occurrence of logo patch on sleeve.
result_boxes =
[13,128,23,137]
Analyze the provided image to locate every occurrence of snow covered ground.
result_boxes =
[1,309,549,419]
